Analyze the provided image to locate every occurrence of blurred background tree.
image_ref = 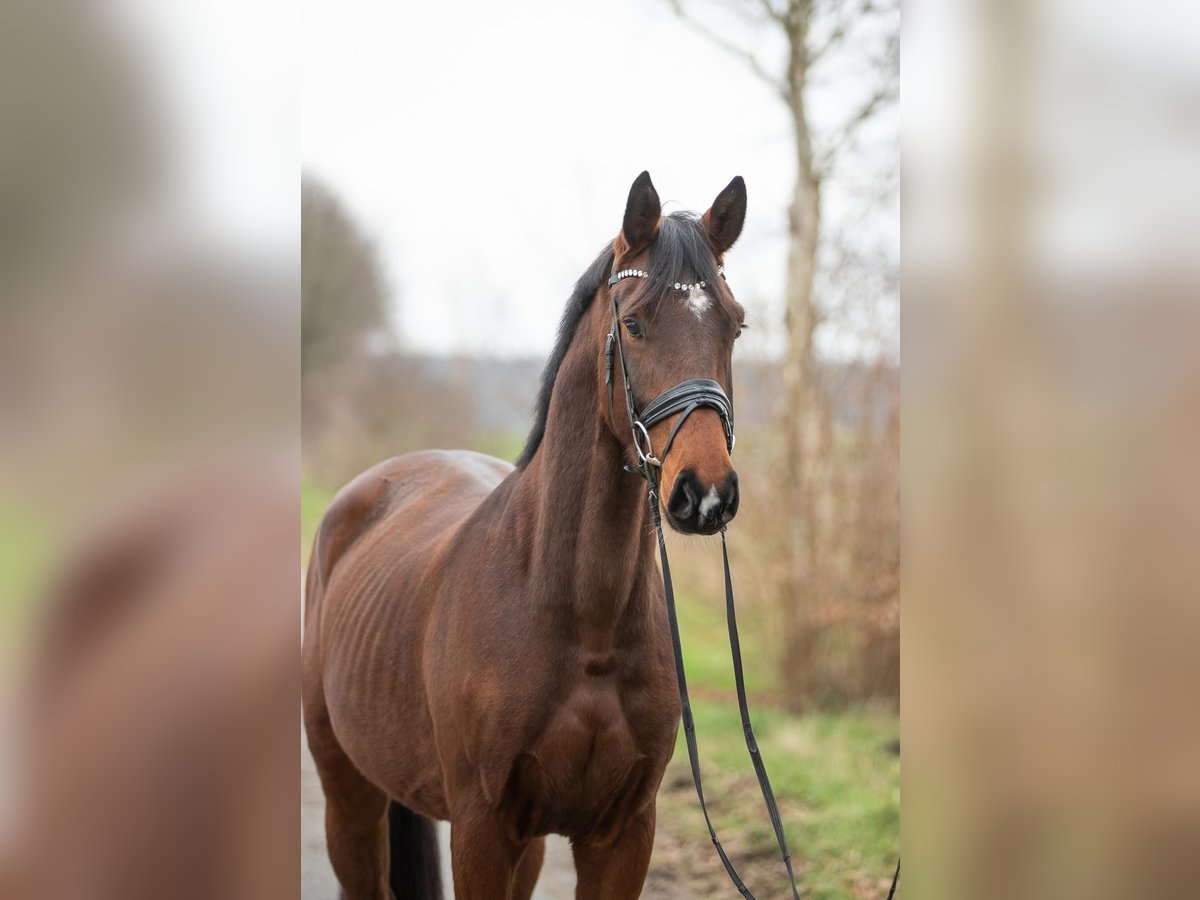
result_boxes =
[666,0,899,711]
[301,176,498,487]
[301,177,389,379]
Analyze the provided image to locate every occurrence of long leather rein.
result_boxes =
[604,265,900,900]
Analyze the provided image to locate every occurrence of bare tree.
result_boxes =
[665,0,898,709]
[301,176,390,379]
[301,177,484,489]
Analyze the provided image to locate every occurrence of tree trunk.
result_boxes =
[778,1,825,711]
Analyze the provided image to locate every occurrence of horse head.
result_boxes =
[604,171,747,535]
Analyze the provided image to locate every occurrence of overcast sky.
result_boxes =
[110,0,897,360]
[304,0,898,358]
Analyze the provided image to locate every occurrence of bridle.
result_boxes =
[604,266,735,472]
[604,262,901,900]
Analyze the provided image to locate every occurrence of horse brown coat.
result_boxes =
[302,172,747,899]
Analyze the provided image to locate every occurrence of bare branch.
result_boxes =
[808,15,850,66]
[814,18,899,174]
[814,78,898,176]
[665,0,785,95]
[808,0,867,66]
[846,78,897,130]
[755,0,786,24]
[808,0,899,67]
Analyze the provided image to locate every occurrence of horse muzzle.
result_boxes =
[666,468,739,535]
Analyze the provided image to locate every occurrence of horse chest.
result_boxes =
[508,680,669,839]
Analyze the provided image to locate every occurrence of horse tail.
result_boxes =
[388,801,443,899]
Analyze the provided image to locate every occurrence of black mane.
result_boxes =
[515,213,719,468]
[513,243,613,468]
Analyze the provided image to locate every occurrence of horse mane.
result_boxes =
[515,212,720,469]
[514,242,613,469]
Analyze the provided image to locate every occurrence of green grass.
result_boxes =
[0,499,54,665]
[673,587,776,697]
[666,572,897,898]
[301,479,332,565]
[662,702,899,899]
[470,430,526,465]
[664,570,897,897]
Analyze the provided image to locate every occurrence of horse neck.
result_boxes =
[513,309,655,636]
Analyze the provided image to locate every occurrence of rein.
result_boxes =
[606,264,799,898]
[604,265,900,900]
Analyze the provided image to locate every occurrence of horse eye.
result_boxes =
[623,318,644,339]
[735,323,748,340]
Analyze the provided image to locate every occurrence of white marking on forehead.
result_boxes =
[682,286,711,320]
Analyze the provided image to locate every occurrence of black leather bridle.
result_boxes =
[604,264,900,900]
[604,265,735,473]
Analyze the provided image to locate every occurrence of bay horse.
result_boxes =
[302,171,748,899]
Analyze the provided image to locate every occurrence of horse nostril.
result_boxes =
[667,471,699,522]
[706,472,738,526]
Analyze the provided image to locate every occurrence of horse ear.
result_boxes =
[621,171,661,252]
[702,176,747,256]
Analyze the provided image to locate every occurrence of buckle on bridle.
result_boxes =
[632,421,661,468]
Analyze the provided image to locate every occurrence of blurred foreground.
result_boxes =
[5,468,298,900]
[0,2,298,898]
[905,0,1200,897]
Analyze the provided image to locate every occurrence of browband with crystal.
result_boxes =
[608,265,725,290]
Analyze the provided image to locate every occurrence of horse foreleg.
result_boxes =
[571,805,656,900]
[305,699,390,900]
[323,786,389,900]
[450,815,524,900]
[511,836,546,900]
